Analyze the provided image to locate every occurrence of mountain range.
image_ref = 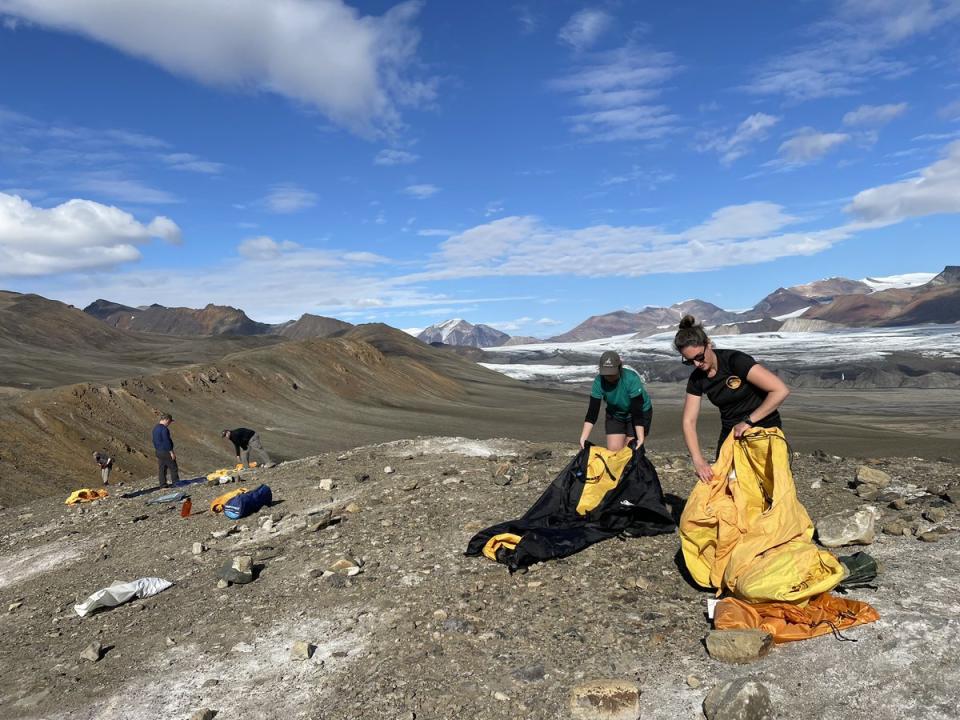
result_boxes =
[418,267,958,346]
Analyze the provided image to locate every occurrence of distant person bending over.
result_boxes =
[93,451,113,486]
[579,351,653,452]
[152,413,179,488]
[675,315,790,484]
[222,427,271,467]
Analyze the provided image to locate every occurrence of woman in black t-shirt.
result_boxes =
[674,315,790,483]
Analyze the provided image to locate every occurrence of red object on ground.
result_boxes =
[180,498,192,518]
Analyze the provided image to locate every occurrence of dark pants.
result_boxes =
[156,451,180,486]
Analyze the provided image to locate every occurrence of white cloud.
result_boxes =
[514,5,538,35]
[601,167,675,189]
[551,45,682,142]
[162,152,225,174]
[0,0,434,137]
[261,183,318,213]
[374,148,419,165]
[74,172,180,204]
[846,140,960,222]
[698,112,780,165]
[939,99,960,121]
[343,251,390,264]
[487,316,532,332]
[403,183,440,199]
[775,128,850,166]
[843,102,908,126]
[536,317,561,326]
[0,191,180,276]
[403,201,810,281]
[238,235,299,260]
[417,228,454,237]
[558,9,613,51]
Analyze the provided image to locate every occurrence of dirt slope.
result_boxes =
[0,325,585,507]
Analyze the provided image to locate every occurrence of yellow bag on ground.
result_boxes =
[65,488,109,505]
[680,427,845,604]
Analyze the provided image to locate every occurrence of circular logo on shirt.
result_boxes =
[725,376,743,390]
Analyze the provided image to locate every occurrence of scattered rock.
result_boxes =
[511,663,545,683]
[384,466,395,474]
[530,448,552,461]
[686,675,702,689]
[855,466,892,489]
[493,691,509,701]
[888,498,908,511]
[190,708,217,720]
[704,629,773,664]
[210,527,238,540]
[703,678,774,720]
[918,529,949,543]
[816,506,880,547]
[166,636,176,647]
[216,579,229,589]
[290,640,316,661]
[882,520,911,537]
[944,489,960,505]
[344,502,360,513]
[328,558,361,576]
[8,601,23,613]
[201,679,219,688]
[217,555,254,585]
[569,680,641,720]
[80,642,103,663]
[400,478,419,491]
[192,542,206,555]
[318,478,334,491]
[923,508,947,523]
[354,473,370,483]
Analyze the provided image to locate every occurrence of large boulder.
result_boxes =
[817,506,880,547]
[703,678,774,720]
[569,680,642,720]
[855,466,892,489]
[704,630,773,664]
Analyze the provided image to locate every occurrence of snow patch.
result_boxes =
[862,272,936,291]
[0,538,86,591]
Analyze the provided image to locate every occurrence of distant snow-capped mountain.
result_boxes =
[417,318,510,348]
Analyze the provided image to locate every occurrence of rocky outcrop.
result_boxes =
[84,299,273,336]
[417,319,510,348]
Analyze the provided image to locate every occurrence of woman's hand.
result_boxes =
[732,421,752,438]
[694,458,714,484]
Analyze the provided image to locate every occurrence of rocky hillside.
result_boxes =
[417,319,509,348]
[0,292,281,390]
[1,437,958,719]
[0,324,584,507]
[804,266,960,326]
[84,300,273,336]
[272,314,353,340]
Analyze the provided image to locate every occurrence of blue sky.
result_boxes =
[1,1,959,336]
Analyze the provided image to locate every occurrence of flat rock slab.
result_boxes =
[856,466,892,488]
[217,555,254,584]
[569,680,641,720]
[703,678,774,720]
[705,630,773,664]
[817,506,879,547]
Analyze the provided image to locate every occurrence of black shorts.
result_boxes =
[604,411,653,438]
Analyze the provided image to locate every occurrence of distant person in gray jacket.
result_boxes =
[93,451,113,486]
[222,428,271,467]
[152,413,179,487]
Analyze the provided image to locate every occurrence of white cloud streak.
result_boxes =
[403,183,440,199]
[551,45,682,142]
[0,0,435,137]
[843,102,908,126]
[162,152,226,174]
[698,112,780,165]
[0,191,180,276]
[558,8,613,51]
[374,148,419,165]
[775,128,851,166]
[847,140,960,222]
[261,183,318,213]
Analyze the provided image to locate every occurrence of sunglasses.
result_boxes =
[681,349,707,366]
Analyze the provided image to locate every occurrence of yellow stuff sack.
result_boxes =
[679,427,845,604]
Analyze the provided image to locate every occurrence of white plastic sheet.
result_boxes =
[74,577,173,617]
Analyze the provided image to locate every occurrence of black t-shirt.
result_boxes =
[230,428,256,453]
[685,349,781,431]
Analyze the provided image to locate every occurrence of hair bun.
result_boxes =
[679,314,697,329]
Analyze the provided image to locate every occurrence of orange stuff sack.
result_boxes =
[714,592,880,643]
[65,489,109,505]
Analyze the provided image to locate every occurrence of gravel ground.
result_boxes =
[1,437,959,720]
